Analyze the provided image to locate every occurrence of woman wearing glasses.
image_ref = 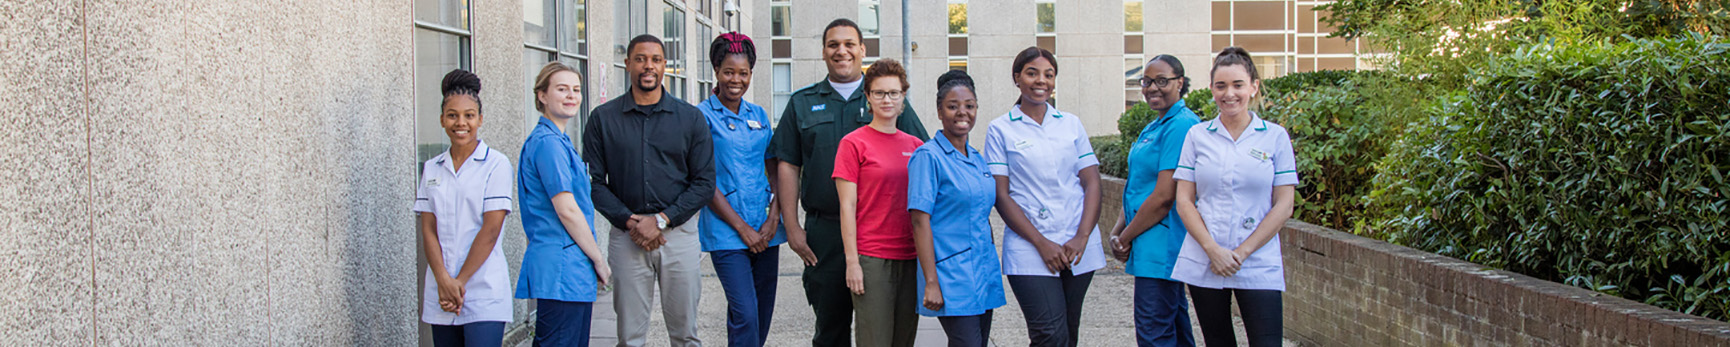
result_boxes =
[1110,54,1202,347]
[984,47,1107,347]
[833,59,925,347]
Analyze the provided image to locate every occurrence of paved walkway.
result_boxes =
[520,212,1294,346]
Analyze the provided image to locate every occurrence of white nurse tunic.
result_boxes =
[413,141,516,325]
[983,104,1108,277]
[1170,114,1299,291]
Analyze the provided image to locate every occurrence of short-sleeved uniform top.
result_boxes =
[415,141,515,325]
[771,80,927,219]
[907,132,1007,317]
[983,104,1107,276]
[832,126,925,260]
[698,96,786,252]
[516,117,602,302]
[1122,100,1203,280]
[1171,114,1299,291]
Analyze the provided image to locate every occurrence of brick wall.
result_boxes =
[1280,221,1730,346]
[1099,176,1730,346]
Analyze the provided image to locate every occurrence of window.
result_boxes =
[1125,0,1144,107]
[415,0,471,164]
[772,63,792,124]
[697,23,714,102]
[664,5,687,101]
[949,1,968,73]
[1036,0,1056,34]
[1124,1,1143,32]
[1035,0,1055,53]
[771,4,791,37]
[526,0,590,142]
[615,0,648,96]
[858,0,881,36]
[948,2,967,34]
[859,0,882,58]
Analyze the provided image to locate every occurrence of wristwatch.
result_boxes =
[655,213,669,229]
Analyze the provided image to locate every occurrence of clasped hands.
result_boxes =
[623,214,669,251]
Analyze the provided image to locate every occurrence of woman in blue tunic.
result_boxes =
[909,70,1007,347]
[1110,54,1202,347]
[516,61,611,347]
[697,32,786,347]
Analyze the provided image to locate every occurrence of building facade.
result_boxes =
[0,0,1234,345]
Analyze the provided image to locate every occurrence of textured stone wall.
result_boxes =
[3,0,419,344]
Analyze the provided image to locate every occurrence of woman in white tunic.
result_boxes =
[1171,47,1299,347]
[983,46,1107,347]
[414,69,515,347]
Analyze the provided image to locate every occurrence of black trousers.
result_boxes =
[1007,270,1095,347]
[1187,285,1282,347]
[802,215,854,346]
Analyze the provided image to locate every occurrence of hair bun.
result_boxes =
[441,69,482,96]
[937,69,974,90]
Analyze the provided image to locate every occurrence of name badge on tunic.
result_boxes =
[747,120,763,129]
[1014,140,1034,151]
[426,178,440,187]
[1248,148,1269,161]
[812,104,826,111]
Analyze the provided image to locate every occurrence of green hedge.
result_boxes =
[1114,70,1417,229]
[1365,36,1730,320]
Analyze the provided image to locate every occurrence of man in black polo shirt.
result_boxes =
[584,34,714,347]
[772,18,929,346]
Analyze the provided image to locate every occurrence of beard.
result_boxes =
[635,71,662,92]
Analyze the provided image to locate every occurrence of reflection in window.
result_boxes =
[1125,1,1142,32]
[772,63,791,124]
[415,0,471,164]
[771,4,791,37]
[1036,1,1055,33]
[858,0,881,36]
[525,0,555,47]
[948,1,967,35]
[525,0,589,142]
[664,6,687,101]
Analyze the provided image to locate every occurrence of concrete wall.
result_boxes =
[1,0,419,344]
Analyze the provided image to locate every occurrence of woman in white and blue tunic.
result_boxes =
[909,70,1005,347]
[414,69,514,347]
[1111,54,1202,347]
[697,32,786,347]
[1171,47,1299,347]
[983,47,1107,347]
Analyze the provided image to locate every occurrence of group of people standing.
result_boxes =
[413,16,1297,347]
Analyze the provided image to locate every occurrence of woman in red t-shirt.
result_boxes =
[833,58,926,347]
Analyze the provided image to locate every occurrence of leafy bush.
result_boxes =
[1092,135,1129,178]
[1138,70,1421,229]
[1364,36,1730,320]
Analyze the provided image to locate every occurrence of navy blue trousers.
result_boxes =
[712,246,781,347]
[1134,277,1195,347]
[534,298,593,347]
[430,321,505,347]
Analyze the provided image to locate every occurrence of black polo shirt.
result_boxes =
[583,88,715,228]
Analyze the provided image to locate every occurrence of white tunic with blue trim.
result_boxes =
[1171,114,1299,291]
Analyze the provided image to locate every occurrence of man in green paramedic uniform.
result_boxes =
[772,18,929,346]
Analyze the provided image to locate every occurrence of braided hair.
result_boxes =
[709,31,757,70]
[441,69,482,112]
